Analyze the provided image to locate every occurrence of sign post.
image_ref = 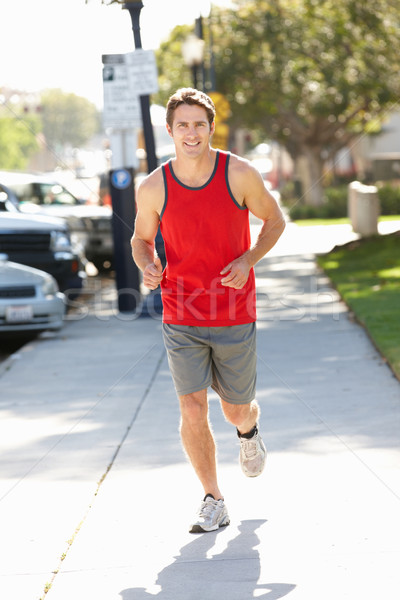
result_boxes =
[109,167,140,313]
[102,53,140,314]
[123,1,165,318]
[102,1,164,316]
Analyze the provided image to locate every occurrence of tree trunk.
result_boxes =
[300,148,325,206]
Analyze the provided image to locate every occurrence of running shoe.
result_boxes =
[239,428,266,477]
[189,495,230,533]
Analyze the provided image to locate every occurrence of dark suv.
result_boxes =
[0,184,85,295]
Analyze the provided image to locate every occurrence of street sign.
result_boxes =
[209,92,231,151]
[102,50,158,130]
[111,169,132,190]
[102,54,141,129]
[209,92,231,122]
[212,123,230,151]
[125,49,159,96]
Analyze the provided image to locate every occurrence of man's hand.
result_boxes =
[220,256,251,289]
[143,256,163,290]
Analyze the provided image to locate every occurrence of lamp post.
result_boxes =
[208,6,216,92]
[123,1,157,174]
[123,1,165,317]
[88,0,157,173]
[182,33,205,89]
[87,0,164,315]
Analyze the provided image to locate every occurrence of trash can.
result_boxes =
[348,181,380,236]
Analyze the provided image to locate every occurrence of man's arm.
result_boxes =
[220,157,286,289]
[131,172,164,290]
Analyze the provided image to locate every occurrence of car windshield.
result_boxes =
[11,182,80,206]
[37,183,79,206]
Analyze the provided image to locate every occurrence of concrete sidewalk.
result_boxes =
[0,223,399,600]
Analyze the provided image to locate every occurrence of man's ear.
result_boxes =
[166,123,173,138]
[210,121,215,136]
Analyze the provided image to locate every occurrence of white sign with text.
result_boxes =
[102,50,158,130]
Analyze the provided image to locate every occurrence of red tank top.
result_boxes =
[160,150,256,326]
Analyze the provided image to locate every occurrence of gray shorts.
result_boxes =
[162,322,257,405]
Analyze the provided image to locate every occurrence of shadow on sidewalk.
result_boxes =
[119,519,295,600]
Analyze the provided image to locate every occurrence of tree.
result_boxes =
[0,89,100,171]
[155,1,400,205]
[212,0,400,204]
[153,24,193,107]
[40,89,101,152]
[0,114,40,170]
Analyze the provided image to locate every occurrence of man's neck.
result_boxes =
[173,147,217,187]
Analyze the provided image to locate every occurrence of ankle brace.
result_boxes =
[237,425,258,439]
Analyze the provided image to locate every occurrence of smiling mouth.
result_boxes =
[184,141,200,147]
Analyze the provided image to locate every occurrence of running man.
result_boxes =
[131,88,285,533]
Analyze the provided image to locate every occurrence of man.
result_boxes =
[131,88,285,533]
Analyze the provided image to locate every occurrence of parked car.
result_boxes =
[0,256,65,335]
[0,182,19,211]
[0,171,114,270]
[0,185,85,296]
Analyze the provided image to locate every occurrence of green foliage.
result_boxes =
[283,184,348,219]
[216,0,400,144]
[378,183,400,215]
[0,114,40,169]
[283,182,400,219]
[0,90,100,170]
[154,24,194,107]
[155,1,400,206]
[40,89,101,149]
[317,232,400,379]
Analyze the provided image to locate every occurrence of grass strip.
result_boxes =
[317,232,400,380]
[294,215,400,227]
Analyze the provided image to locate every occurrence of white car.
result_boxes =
[0,257,65,335]
[0,171,113,270]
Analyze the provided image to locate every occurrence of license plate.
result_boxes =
[5,305,34,323]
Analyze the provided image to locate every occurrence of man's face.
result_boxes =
[167,104,215,157]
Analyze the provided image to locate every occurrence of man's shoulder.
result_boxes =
[225,151,267,207]
[135,165,167,214]
[226,152,258,180]
[137,165,165,196]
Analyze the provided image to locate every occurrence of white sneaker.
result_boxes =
[190,495,230,533]
[239,428,266,477]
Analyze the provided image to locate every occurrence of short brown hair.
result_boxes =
[166,88,216,129]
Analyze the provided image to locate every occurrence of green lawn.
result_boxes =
[294,215,400,226]
[317,232,400,380]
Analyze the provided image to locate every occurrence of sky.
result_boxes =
[0,0,232,109]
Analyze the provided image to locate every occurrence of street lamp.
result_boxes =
[123,1,157,174]
[85,0,157,174]
[182,33,205,89]
[122,0,165,314]
[86,0,164,315]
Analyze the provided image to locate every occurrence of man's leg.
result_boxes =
[220,398,260,435]
[179,389,223,500]
[221,398,266,478]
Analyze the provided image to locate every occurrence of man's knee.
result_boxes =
[221,399,257,427]
[179,390,208,425]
